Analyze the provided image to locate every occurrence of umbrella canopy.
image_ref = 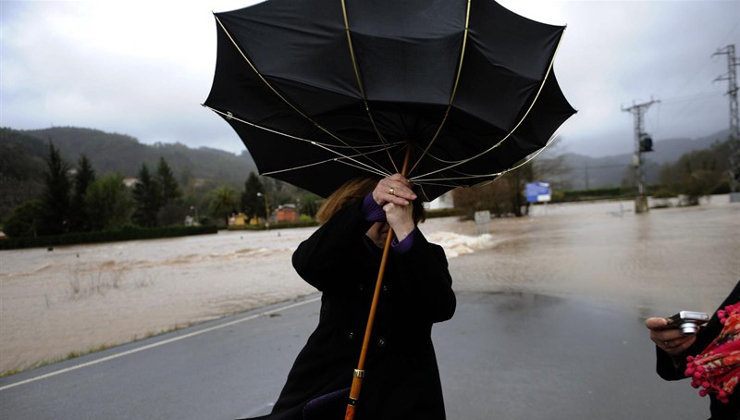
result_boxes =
[204,0,576,201]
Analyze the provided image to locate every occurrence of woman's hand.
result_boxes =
[372,174,416,242]
[383,201,414,242]
[372,174,417,206]
[645,317,697,356]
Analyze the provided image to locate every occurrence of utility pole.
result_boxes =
[713,44,740,202]
[622,98,658,213]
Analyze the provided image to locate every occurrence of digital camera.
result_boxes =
[664,311,710,336]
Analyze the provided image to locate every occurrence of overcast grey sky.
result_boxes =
[1,0,738,157]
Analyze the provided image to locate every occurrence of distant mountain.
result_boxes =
[5,126,258,187]
[561,129,730,189]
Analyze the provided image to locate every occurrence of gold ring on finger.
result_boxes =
[388,187,395,195]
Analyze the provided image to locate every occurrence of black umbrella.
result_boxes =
[204,0,575,202]
[204,0,575,417]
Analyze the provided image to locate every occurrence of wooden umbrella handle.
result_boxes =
[345,147,411,419]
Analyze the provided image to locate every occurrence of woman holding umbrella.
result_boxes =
[210,2,575,418]
[244,174,456,420]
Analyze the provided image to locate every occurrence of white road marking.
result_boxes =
[0,297,320,392]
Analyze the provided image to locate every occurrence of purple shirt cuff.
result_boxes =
[362,193,386,223]
[391,228,415,254]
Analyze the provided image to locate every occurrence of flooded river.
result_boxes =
[1,197,738,374]
[449,197,739,315]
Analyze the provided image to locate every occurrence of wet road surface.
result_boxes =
[0,291,710,419]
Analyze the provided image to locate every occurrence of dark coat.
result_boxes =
[243,200,456,420]
[656,281,740,420]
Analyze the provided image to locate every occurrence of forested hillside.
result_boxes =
[5,126,257,185]
[1,127,258,220]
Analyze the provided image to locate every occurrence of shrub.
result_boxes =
[0,225,217,250]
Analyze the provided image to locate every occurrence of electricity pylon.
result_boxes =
[713,44,740,202]
[622,98,659,213]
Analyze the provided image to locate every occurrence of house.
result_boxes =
[123,177,139,188]
[228,212,248,226]
[274,204,298,222]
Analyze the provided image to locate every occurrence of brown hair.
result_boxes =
[315,177,426,225]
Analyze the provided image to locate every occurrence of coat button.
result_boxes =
[382,284,389,293]
[348,331,356,340]
[358,284,365,293]
[377,337,387,348]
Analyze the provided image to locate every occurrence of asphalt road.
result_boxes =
[0,292,708,420]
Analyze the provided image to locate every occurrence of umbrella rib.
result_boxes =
[204,104,397,176]
[340,0,399,174]
[409,28,567,183]
[416,179,472,188]
[407,0,472,177]
[262,150,392,178]
[213,15,391,173]
[413,130,564,183]
[413,173,502,183]
[204,105,401,149]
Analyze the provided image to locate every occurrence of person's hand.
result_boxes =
[645,317,697,356]
[372,174,416,206]
[383,201,414,242]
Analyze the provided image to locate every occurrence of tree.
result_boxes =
[0,129,45,222]
[132,164,161,227]
[658,149,726,205]
[38,142,71,235]
[241,172,265,219]
[452,163,533,219]
[156,157,184,226]
[209,186,237,227]
[157,157,181,203]
[299,193,321,218]
[85,174,133,230]
[69,154,96,231]
[3,199,42,238]
[453,177,519,219]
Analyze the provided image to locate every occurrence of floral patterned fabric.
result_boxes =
[686,303,740,404]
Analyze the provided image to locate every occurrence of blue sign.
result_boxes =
[525,182,551,203]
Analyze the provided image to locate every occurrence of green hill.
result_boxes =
[0,126,258,220]
[19,126,257,182]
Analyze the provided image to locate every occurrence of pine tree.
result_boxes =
[157,157,181,204]
[38,142,70,235]
[241,172,265,219]
[132,164,161,227]
[69,154,96,231]
[155,157,185,225]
